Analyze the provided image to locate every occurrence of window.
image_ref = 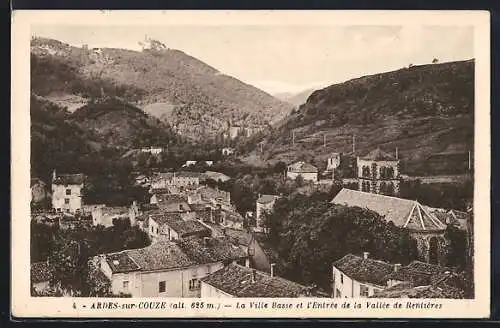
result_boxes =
[66,189,71,195]
[123,281,129,292]
[360,284,369,297]
[340,274,344,284]
[189,278,200,291]
[335,288,341,298]
[159,281,166,293]
[64,198,70,204]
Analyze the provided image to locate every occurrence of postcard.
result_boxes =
[11,10,490,318]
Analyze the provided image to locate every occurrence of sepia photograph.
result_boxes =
[12,10,490,318]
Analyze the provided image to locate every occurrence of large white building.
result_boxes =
[51,171,85,213]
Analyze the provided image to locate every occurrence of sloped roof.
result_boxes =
[331,189,446,231]
[287,161,318,173]
[127,240,196,271]
[31,262,53,283]
[333,253,394,286]
[176,236,247,265]
[386,261,453,286]
[151,214,210,237]
[53,173,85,185]
[176,171,202,178]
[431,209,470,231]
[371,281,465,299]
[200,263,311,297]
[223,228,254,246]
[360,148,397,161]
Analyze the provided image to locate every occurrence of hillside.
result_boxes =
[241,60,475,175]
[274,88,316,107]
[30,37,292,141]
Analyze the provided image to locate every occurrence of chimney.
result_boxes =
[394,263,402,273]
[251,269,257,283]
[270,263,276,277]
[363,252,370,260]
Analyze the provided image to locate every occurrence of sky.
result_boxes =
[32,24,474,95]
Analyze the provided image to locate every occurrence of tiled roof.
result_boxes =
[372,281,465,298]
[200,263,311,297]
[331,189,446,231]
[127,240,195,271]
[360,148,397,161]
[176,236,247,265]
[202,171,231,182]
[151,214,210,237]
[223,228,254,246]
[31,261,53,283]
[53,173,85,185]
[105,240,196,273]
[288,161,318,173]
[222,209,244,223]
[430,209,470,231]
[257,195,278,204]
[99,206,129,215]
[386,261,453,286]
[333,253,394,286]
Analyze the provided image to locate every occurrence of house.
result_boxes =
[150,193,191,213]
[188,186,232,211]
[255,194,280,231]
[200,263,315,298]
[150,172,201,190]
[357,148,400,196]
[286,161,318,183]
[371,280,465,299]
[331,188,447,264]
[146,213,211,242]
[222,147,235,156]
[332,252,394,298]
[31,178,50,204]
[51,170,86,213]
[91,206,130,228]
[182,160,198,168]
[97,236,248,297]
[31,261,53,294]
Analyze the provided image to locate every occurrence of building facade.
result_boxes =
[357,148,400,196]
[51,171,85,213]
[332,253,395,298]
[331,189,448,264]
[255,195,279,230]
[286,161,319,183]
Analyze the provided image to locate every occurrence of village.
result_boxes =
[30,142,474,300]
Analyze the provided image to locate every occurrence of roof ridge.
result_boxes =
[334,188,416,203]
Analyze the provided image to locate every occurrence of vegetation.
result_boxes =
[31,37,291,141]
[261,192,419,292]
[241,60,474,176]
[31,219,150,296]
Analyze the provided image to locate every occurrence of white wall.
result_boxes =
[51,184,83,213]
[332,266,384,298]
[200,282,234,298]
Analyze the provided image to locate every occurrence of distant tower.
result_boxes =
[357,148,400,196]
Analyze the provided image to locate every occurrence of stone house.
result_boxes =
[97,236,248,297]
[357,148,400,196]
[286,161,318,183]
[51,171,86,213]
[91,206,129,228]
[146,213,211,242]
[331,188,447,264]
[150,172,201,190]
